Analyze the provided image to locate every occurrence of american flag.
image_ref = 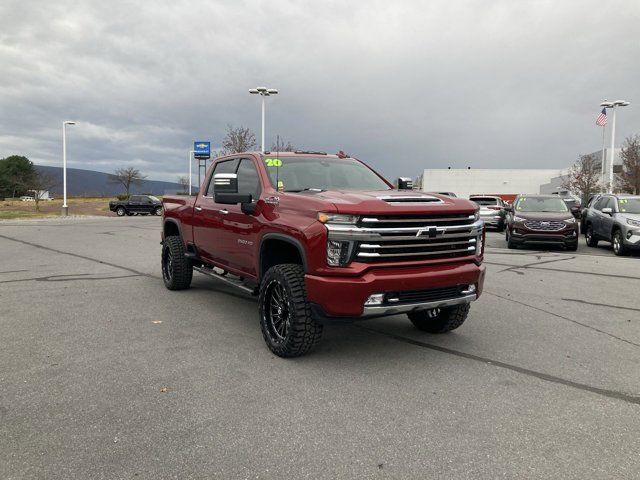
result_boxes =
[596,108,607,126]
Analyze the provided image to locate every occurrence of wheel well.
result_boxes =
[260,238,304,279]
[164,221,180,238]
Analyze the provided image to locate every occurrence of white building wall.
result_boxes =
[421,168,567,199]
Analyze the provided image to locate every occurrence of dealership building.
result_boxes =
[418,149,621,201]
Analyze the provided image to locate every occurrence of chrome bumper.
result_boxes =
[362,293,477,316]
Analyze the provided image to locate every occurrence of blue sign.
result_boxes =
[194,141,211,159]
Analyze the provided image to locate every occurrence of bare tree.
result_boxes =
[561,153,601,205]
[618,135,640,194]
[177,175,189,193]
[108,167,147,196]
[221,125,257,155]
[271,137,296,152]
[28,171,59,212]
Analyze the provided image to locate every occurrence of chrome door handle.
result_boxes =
[195,206,202,212]
[219,209,229,215]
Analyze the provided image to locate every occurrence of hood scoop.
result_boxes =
[377,195,444,205]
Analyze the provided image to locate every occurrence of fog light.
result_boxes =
[364,293,385,306]
[461,284,476,295]
[327,240,352,266]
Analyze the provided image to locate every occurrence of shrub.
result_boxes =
[116,194,129,201]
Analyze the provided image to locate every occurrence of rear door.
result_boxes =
[128,195,143,213]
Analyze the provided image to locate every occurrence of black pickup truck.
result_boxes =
[109,195,163,216]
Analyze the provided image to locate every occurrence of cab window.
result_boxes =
[205,159,239,196]
[236,159,261,201]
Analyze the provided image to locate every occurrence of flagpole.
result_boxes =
[600,125,606,193]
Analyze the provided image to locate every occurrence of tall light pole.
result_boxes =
[188,150,194,195]
[62,121,76,216]
[600,100,630,193]
[249,87,278,151]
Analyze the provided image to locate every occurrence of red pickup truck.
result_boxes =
[161,151,486,357]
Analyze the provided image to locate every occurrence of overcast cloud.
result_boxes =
[1,0,639,181]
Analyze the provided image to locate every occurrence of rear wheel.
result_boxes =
[585,225,598,247]
[259,264,323,357]
[116,206,126,217]
[407,304,470,333]
[161,236,193,290]
[612,230,627,256]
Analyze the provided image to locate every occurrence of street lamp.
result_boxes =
[62,121,76,216]
[249,86,278,151]
[600,99,630,193]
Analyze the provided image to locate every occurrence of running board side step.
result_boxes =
[193,265,258,295]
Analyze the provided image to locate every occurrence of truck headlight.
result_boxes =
[513,216,526,222]
[627,218,640,227]
[326,240,353,266]
[318,213,359,224]
[564,217,576,224]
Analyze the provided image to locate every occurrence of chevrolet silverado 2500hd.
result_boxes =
[161,151,486,357]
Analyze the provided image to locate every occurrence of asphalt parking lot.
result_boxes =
[1,217,639,479]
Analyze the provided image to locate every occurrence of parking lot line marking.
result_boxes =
[486,291,640,349]
[562,298,640,313]
[358,325,640,406]
[485,261,640,282]
[0,234,156,279]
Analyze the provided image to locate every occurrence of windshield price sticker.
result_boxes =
[264,158,283,167]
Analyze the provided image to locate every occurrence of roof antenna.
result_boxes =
[276,135,280,192]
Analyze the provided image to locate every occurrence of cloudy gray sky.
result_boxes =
[1,0,639,181]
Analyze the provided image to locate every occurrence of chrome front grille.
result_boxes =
[326,214,482,263]
[523,220,565,231]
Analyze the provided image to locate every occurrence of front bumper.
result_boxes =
[510,225,578,245]
[621,225,640,247]
[480,215,503,226]
[305,261,485,321]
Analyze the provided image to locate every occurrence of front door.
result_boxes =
[192,158,239,266]
[218,158,263,277]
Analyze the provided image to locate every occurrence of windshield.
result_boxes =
[515,196,569,213]
[149,196,160,202]
[471,197,499,206]
[618,197,640,214]
[262,156,390,192]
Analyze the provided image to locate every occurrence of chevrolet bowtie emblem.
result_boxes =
[196,143,207,148]
[416,226,445,238]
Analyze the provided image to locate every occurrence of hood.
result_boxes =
[514,211,574,221]
[619,213,640,222]
[284,190,477,215]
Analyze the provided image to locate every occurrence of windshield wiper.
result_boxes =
[284,188,326,193]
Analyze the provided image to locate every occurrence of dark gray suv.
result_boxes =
[583,194,640,256]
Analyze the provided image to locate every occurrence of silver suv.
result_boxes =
[583,194,640,256]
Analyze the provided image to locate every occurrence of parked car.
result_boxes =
[109,195,163,216]
[161,151,486,357]
[583,194,640,256]
[504,195,579,250]
[469,195,507,231]
[20,195,35,201]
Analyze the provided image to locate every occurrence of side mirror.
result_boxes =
[397,177,413,190]
[213,173,238,194]
[504,206,513,213]
[601,207,613,215]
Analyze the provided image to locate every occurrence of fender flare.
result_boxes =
[258,233,308,279]
[163,218,183,240]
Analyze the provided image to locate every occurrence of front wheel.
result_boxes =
[116,206,126,217]
[161,236,193,290]
[154,206,163,216]
[612,230,627,256]
[259,264,323,357]
[407,304,470,333]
